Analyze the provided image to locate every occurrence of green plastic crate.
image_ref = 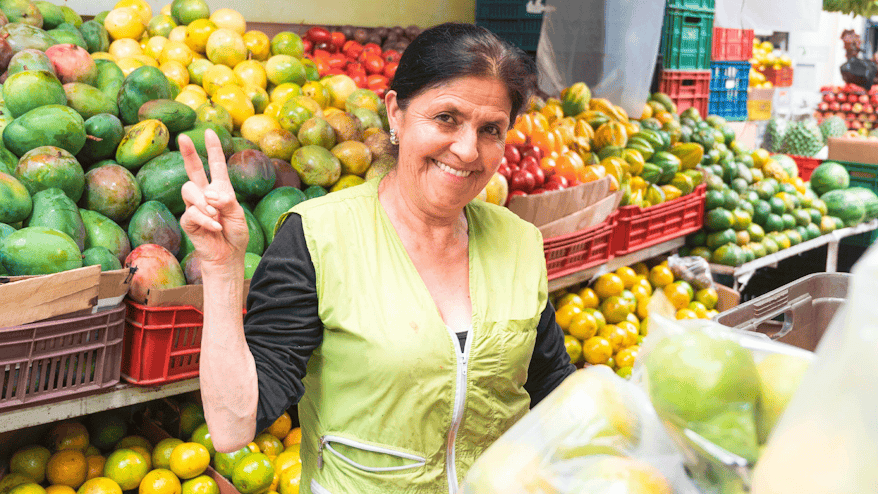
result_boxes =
[839,160,878,247]
[667,0,715,12]
[475,18,542,52]
[661,7,714,70]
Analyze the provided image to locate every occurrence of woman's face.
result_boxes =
[386,76,512,216]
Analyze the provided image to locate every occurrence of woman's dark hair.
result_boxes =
[389,23,538,122]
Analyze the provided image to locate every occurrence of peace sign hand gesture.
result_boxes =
[179,129,249,272]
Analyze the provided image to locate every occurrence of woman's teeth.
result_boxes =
[434,160,472,177]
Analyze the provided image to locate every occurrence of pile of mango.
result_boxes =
[551,261,719,378]
[501,83,704,210]
[0,0,394,279]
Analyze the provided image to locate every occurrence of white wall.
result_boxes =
[788,10,864,90]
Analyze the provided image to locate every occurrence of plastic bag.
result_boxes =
[535,0,664,118]
[667,254,714,291]
[460,366,700,494]
[840,57,877,91]
[750,244,878,494]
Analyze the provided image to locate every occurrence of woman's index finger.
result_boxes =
[179,133,210,188]
[203,128,232,185]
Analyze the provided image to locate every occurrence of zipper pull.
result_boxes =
[318,436,326,469]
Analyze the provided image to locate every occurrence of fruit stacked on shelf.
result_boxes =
[815,83,878,134]
[0,0,397,295]
[551,262,720,377]
[747,39,792,89]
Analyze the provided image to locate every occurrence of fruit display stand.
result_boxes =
[708,218,878,291]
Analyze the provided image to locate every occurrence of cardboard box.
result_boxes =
[715,283,740,312]
[747,87,774,120]
[507,177,612,227]
[94,268,135,312]
[129,280,252,311]
[538,191,622,239]
[0,265,101,328]
[828,137,878,166]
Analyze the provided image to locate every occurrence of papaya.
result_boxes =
[26,187,86,250]
[0,23,54,52]
[0,171,32,224]
[82,245,122,271]
[136,151,208,215]
[77,20,109,54]
[81,163,141,223]
[34,1,64,29]
[560,82,591,117]
[240,203,265,256]
[254,186,307,243]
[174,122,233,157]
[116,119,170,170]
[95,59,124,101]
[669,142,704,171]
[138,99,196,133]
[3,70,67,118]
[640,163,662,185]
[0,226,83,275]
[127,201,182,256]
[117,66,173,124]
[649,151,683,185]
[77,113,124,165]
[47,26,87,50]
[13,146,84,201]
[80,208,131,264]
[4,104,87,156]
[650,92,678,114]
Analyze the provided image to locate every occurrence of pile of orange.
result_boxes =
[553,260,720,377]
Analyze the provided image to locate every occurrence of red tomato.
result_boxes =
[306,27,332,44]
[303,39,313,54]
[315,41,335,53]
[506,189,527,206]
[383,50,401,63]
[362,43,382,56]
[525,163,545,187]
[504,144,520,165]
[367,74,389,89]
[343,40,363,60]
[309,56,329,75]
[350,71,367,88]
[509,169,536,193]
[383,62,397,80]
[312,49,332,60]
[331,32,345,50]
[362,54,384,75]
[373,87,387,99]
[327,54,346,70]
[324,68,345,76]
[344,60,364,74]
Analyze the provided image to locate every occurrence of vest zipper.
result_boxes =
[445,326,472,493]
[317,435,427,472]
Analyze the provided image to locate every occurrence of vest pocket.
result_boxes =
[310,480,333,494]
[318,435,427,473]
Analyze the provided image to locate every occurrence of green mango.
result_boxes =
[239,203,264,256]
[137,99,196,133]
[81,163,141,224]
[231,137,260,154]
[0,226,83,275]
[127,200,182,256]
[13,146,84,201]
[136,151,208,215]
[82,245,122,271]
[77,113,124,165]
[254,187,307,243]
[0,23,55,52]
[0,171,32,224]
[174,123,233,158]
[0,143,17,174]
[80,208,130,264]
[115,119,170,170]
[95,59,124,101]
[4,104,87,156]
[25,187,86,250]
[0,107,14,140]
[47,27,87,50]
[0,0,43,27]
[34,1,63,29]
[64,82,118,119]
[7,49,54,76]
[117,66,173,125]
[59,5,81,27]
[78,20,109,54]
[3,70,67,118]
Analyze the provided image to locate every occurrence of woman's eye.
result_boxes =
[483,125,500,136]
[436,113,454,123]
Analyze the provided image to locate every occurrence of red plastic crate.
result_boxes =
[0,305,125,411]
[761,66,793,87]
[711,27,754,61]
[544,213,616,280]
[790,155,822,181]
[612,184,707,256]
[659,69,711,117]
[123,301,205,386]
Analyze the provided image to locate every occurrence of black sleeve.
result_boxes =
[524,299,576,407]
[244,213,323,433]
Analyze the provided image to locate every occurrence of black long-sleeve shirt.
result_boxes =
[244,213,576,433]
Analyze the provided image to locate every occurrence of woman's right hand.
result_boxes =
[179,129,249,272]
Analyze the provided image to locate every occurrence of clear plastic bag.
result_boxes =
[460,366,700,494]
[667,254,714,292]
[750,244,878,494]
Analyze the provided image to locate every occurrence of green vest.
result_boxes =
[284,178,547,494]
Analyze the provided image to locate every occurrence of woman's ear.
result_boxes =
[385,90,402,131]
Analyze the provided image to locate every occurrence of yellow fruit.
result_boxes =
[582,336,613,365]
[184,18,218,54]
[635,277,652,295]
[231,453,274,494]
[263,102,282,120]
[46,486,76,494]
[104,8,145,40]
[282,428,302,449]
[139,469,181,494]
[695,287,719,310]
[202,64,239,96]
[103,449,148,491]
[77,478,121,494]
[10,445,51,484]
[158,40,194,66]
[615,266,639,289]
[567,311,598,341]
[241,115,281,145]
[648,265,674,289]
[109,38,143,59]
[85,455,106,480]
[276,462,301,494]
[688,301,708,318]
[575,287,599,309]
[212,84,255,128]
[234,60,267,89]
[242,84,270,114]
[554,304,582,332]
[243,31,270,61]
[152,439,183,471]
[614,345,640,368]
[563,335,582,363]
[160,61,190,89]
[676,308,699,320]
[49,422,90,452]
[300,81,329,108]
[168,25,187,43]
[114,0,152,25]
[273,448,301,477]
[128,447,152,471]
[629,283,650,302]
[91,52,115,61]
[144,36,169,59]
[582,307,606,331]
[205,29,247,68]
[556,293,584,310]
[632,262,649,276]
[663,283,692,311]
[594,272,624,299]
[176,90,208,110]
[168,443,210,481]
[46,450,88,489]
[600,295,631,324]
[180,476,217,494]
[615,321,639,348]
[636,297,649,320]
[209,8,246,35]
[134,54,159,67]
[598,324,627,353]
[269,83,302,105]
[625,312,640,327]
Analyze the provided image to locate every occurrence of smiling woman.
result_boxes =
[186,22,575,494]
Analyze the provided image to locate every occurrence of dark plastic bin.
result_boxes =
[475,18,542,52]
[476,0,543,19]
[661,7,714,70]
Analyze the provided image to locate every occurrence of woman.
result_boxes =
[180,23,575,493]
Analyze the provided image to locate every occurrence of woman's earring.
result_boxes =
[389,128,399,145]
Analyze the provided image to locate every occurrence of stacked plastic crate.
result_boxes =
[474,0,543,54]
[709,27,753,120]
[657,0,715,116]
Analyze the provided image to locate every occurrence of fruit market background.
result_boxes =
[0,0,877,492]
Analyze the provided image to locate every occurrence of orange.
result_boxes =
[625,312,640,327]
[648,265,674,289]
[253,433,283,458]
[629,284,650,303]
[9,484,47,494]
[246,443,260,454]
[563,335,582,363]
[554,304,582,332]
[632,262,649,277]
[582,336,613,365]
[695,287,719,310]
[84,447,100,458]
[676,308,699,320]
[231,453,274,494]
[180,476,218,494]
[0,474,33,494]
[582,308,606,331]
[598,324,627,353]
[555,293,584,310]
[282,429,301,449]
[273,447,300,477]
[265,412,292,441]
[85,456,106,480]
[600,296,631,324]
[104,8,146,41]
[636,297,649,320]
[49,422,90,452]
[214,447,251,480]
[139,469,181,494]
[615,321,639,348]
[179,403,206,441]
[169,443,210,480]
[46,486,76,494]
[674,280,695,300]
[76,477,121,494]
[593,273,624,299]
[705,309,719,319]
[276,462,301,494]
[614,346,640,369]
[640,317,649,336]
[567,311,598,341]
[614,266,639,289]
[10,445,51,483]
[103,449,148,491]
[575,287,599,309]
[688,301,708,318]
[152,439,184,471]
[46,450,88,489]
[115,436,151,453]
[189,423,215,458]
[616,366,633,379]
[635,277,653,295]
[619,290,637,312]
[663,283,692,311]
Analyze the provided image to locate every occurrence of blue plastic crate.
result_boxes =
[475,18,542,51]
[708,88,748,120]
[661,7,714,70]
[476,0,543,19]
[709,61,750,92]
